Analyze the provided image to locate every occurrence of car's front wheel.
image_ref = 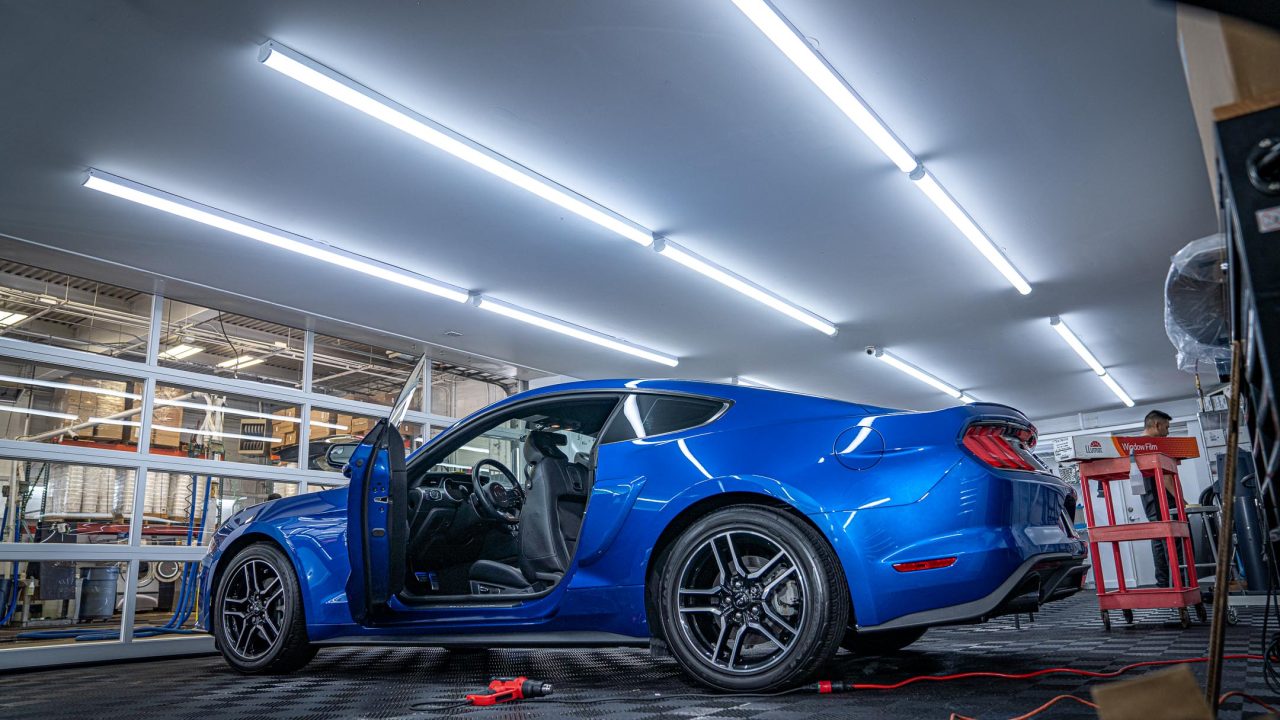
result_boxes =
[211,543,315,674]
[655,505,849,691]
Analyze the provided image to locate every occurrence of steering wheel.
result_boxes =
[470,458,523,524]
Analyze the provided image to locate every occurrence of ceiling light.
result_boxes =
[158,344,203,360]
[0,373,140,400]
[729,0,916,172]
[731,0,1033,295]
[258,42,834,336]
[84,170,687,365]
[1048,317,1134,407]
[910,169,1031,295]
[0,406,79,421]
[1048,317,1104,375]
[654,238,836,335]
[36,295,60,305]
[83,170,470,304]
[0,312,30,326]
[461,445,490,454]
[216,355,262,370]
[258,41,653,247]
[90,417,284,443]
[476,296,678,367]
[867,347,977,404]
[309,420,350,430]
[1099,373,1135,408]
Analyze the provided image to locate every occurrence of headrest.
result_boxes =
[523,430,568,465]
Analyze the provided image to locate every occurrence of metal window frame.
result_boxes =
[0,288,499,667]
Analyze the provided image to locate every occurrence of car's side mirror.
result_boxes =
[324,442,359,470]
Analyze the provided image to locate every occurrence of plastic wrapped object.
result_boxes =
[1164,234,1230,373]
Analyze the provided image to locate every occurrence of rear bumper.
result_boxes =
[859,551,1089,631]
[826,456,1089,629]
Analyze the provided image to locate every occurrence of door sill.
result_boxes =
[396,586,556,606]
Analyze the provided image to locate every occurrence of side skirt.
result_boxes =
[312,631,649,649]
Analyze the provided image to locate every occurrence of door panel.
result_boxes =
[346,420,408,623]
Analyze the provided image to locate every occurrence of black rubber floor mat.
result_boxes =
[1,595,1275,719]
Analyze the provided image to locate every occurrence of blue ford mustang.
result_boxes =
[199,366,1087,690]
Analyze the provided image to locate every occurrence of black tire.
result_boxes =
[654,505,849,692]
[211,543,316,674]
[841,626,926,655]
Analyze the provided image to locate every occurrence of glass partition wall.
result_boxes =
[0,263,519,665]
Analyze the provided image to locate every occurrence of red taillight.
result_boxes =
[893,557,957,572]
[962,423,1041,471]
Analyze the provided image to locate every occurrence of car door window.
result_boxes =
[601,394,726,443]
[419,396,619,476]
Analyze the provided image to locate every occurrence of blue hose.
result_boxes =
[17,474,214,641]
[0,463,43,627]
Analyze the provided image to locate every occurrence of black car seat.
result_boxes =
[469,430,590,593]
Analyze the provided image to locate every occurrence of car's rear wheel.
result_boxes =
[211,543,315,674]
[655,505,848,691]
[841,626,927,655]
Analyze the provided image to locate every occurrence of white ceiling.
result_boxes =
[0,0,1217,418]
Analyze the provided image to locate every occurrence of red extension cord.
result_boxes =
[411,653,1276,717]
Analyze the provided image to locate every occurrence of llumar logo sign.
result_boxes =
[1087,440,1103,453]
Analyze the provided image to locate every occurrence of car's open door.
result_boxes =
[345,355,424,624]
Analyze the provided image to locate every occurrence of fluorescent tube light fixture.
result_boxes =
[91,417,285,444]
[729,0,916,172]
[731,0,1033,295]
[83,170,470,304]
[476,296,679,367]
[1048,316,1134,407]
[1099,373,1135,408]
[258,42,835,336]
[0,406,79,421]
[654,239,836,335]
[0,312,30,326]
[258,41,653,247]
[867,347,977,404]
[83,170,685,365]
[159,344,203,360]
[910,169,1032,295]
[216,355,263,370]
[1048,317,1104,375]
[0,373,140,400]
[155,398,347,430]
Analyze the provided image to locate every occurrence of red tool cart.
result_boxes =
[1079,452,1204,630]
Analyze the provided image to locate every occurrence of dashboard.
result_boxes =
[412,472,473,503]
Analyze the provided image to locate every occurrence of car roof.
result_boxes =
[494,378,893,416]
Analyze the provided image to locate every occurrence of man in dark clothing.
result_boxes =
[1139,410,1185,587]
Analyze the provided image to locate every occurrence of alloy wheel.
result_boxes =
[220,559,286,661]
[675,529,807,674]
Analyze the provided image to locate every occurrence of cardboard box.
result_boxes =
[1053,434,1200,462]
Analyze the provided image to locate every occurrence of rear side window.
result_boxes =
[601,394,726,443]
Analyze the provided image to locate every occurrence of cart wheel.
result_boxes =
[1101,610,1111,631]
[1195,603,1207,623]
[1179,607,1191,629]
[1122,609,1134,624]
[1227,608,1239,626]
